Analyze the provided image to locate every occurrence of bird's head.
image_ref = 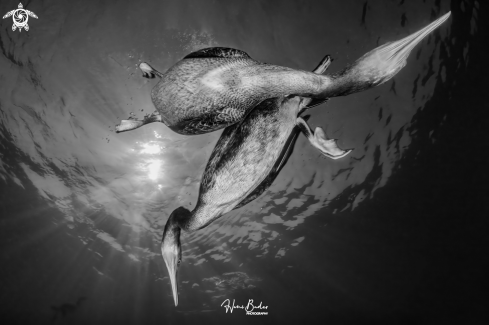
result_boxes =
[335,12,451,95]
[161,206,191,306]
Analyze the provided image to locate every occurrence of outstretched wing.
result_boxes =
[2,10,14,19]
[26,10,38,19]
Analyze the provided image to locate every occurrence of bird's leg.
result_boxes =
[298,55,332,115]
[296,117,352,160]
[295,55,352,159]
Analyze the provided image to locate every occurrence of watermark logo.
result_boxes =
[221,299,268,316]
[2,3,38,32]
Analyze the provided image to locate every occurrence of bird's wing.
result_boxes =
[2,10,14,19]
[26,10,38,18]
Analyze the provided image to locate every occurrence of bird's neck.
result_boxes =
[325,63,384,97]
[169,209,193,232]
[164,216,181,242]
[181,205,227,232]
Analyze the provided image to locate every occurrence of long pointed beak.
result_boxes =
[164,260,179,306]
[383,12,451,59]
[325,12,451,97]
[169,269,179,306]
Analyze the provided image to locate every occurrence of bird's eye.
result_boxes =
[177,260,181,265]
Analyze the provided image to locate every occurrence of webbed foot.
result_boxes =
[296,117,352,160]
[139,62,163,79]
[115,119,145,133]
[311,126,352,159]
[116,111,163,133]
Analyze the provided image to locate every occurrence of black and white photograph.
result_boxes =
[0,0,486,324]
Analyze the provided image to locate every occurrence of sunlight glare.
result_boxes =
[147,160,162,180]
[141,143,161,154]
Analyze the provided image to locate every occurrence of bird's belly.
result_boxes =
[203,151,282,218]
[200,98,299,213]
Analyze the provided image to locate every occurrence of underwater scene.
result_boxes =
[0,0,486,324]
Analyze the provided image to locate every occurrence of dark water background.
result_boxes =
[0,0,487,324]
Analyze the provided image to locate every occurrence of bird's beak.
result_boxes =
[163,256,179,306]
[162,207,188,307]
[168,265,178,307]
[394,12,451,55]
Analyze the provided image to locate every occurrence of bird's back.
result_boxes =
[150,56,261,126]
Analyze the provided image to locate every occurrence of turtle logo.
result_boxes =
[2,3,38,32]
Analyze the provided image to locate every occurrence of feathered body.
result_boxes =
[186,95,304,230]
[151,51,322,135]
[113,12,453,306]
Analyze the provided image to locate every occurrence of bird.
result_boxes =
[114,12,451,306]
[116,12,450,136]
[160,52,352,306]
[158,12,451,306]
